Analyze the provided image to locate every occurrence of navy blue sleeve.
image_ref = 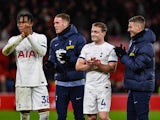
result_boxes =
[68,34,86,64]
[121,44,154,72]
[76,35,86,57]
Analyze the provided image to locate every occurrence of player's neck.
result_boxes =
[94,40,105,45]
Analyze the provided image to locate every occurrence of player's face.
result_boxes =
[54,17,67,34]
[91,26,105,43]
[128,22,140,37]
[17,16,32,33]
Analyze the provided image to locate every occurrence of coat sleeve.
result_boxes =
[121,44,153,72]
[68,34,86,64]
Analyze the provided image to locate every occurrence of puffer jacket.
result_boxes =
[48,24,86,82]
[121,28,156,92]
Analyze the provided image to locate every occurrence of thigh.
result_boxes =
[97,85,111,112]
[16,87,32,111]
[32,86,50,110]
[70,86,84,109]
[83,87,97,114]
[56,85,70,115]
[70,86,84,119]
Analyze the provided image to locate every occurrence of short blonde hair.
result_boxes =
[55,13,70,23]
[92,22,107,32]
[129,15,145,28]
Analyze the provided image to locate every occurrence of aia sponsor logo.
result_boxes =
[18,50,36,58]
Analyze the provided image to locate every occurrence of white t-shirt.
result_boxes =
[79,42,117,89]
[6,32,47,87]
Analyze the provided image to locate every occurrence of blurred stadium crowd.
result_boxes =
[0,0,160,93]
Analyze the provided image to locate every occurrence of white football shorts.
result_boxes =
[16,86,50,111]
[83,85,111,114]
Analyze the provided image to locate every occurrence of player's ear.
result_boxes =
[103,31,106,36]
[63,20,69,27]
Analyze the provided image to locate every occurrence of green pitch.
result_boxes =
[0,110,160,120]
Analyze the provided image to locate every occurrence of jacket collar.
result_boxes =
[131,29,145,41]
[57,25,71,36]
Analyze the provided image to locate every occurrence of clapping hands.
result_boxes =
[86,57,101,70]
[114,44,126,58]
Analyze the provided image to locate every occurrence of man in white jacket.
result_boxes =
[2,10,50,120]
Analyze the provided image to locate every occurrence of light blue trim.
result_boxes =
[56,79,85,87]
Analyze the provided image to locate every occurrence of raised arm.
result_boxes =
[27,34,47,56]
[2,36,23,56]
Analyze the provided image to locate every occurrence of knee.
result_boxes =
[38,109,49,112]
[88,114,97,120]
[99,115,111,120]
[137,112,149,120]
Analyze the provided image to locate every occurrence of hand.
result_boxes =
[21,23,32,38]
[90,58,101,66]
[21,32,26,39]
[87,58,101,70]
[56,49,70,64]
[114,44,126,58]
[44,60,54,70]
[43,60,55,79]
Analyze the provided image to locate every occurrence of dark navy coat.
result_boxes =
[121,28,156,92]
[48,24,86,82]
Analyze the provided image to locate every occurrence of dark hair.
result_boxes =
[92,22,108,32]
[55,13,70,23]
[129,15,145,26]
[17,9,33,22]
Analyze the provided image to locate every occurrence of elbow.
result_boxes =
[40,51,46,56]
[2,50,7,56]
[2,49,9,56]
[111,68,116,73]
[75,66,80,71]
[109,66,117,73]
[38,49,47,56]
[75,65,82,71]
[76,68,83,71]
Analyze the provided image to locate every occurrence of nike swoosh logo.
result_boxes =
[134,101,138,104]
[55,44,59,47]
[76,97,82,100]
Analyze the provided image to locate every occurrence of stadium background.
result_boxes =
[0,0,160,119]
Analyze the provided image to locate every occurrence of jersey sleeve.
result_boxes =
[108,48,118,62]
[79,45,87,59]
[27,33,47,56]
[2,35,23,56]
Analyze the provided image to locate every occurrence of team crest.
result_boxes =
[129,46,138,57]
[66,40,75,50]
